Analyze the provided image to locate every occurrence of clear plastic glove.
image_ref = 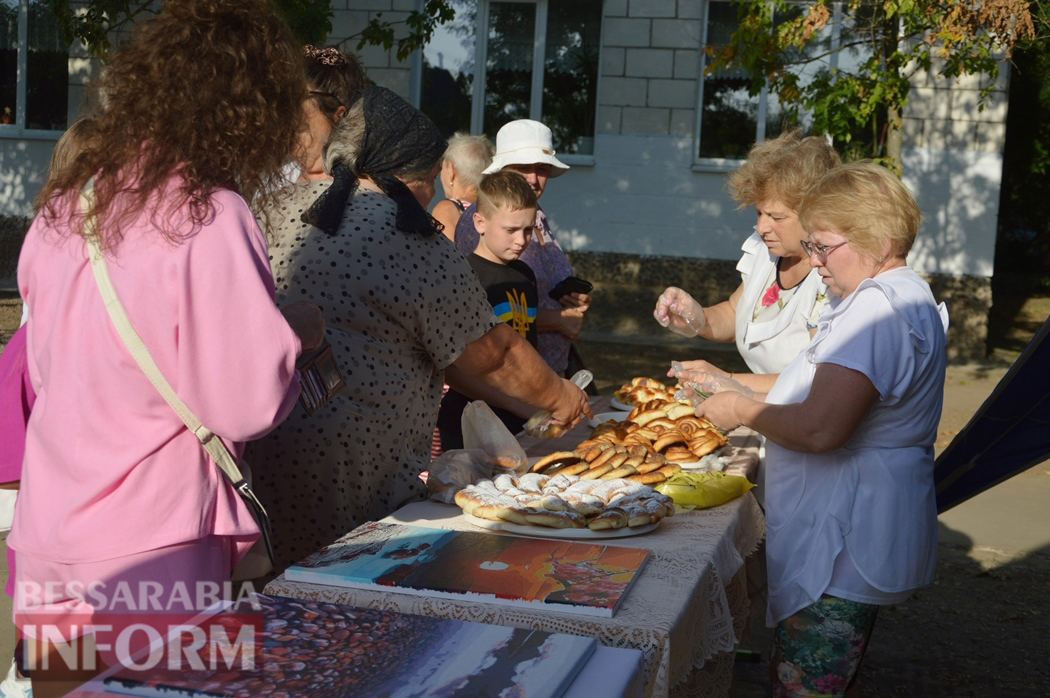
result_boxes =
[669,360,729,383]
[653,287,706,337]
[675,374,754,407]
[694,391,747,432]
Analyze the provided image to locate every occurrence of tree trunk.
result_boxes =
[885,104,903,176]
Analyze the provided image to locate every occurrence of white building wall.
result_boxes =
[0,47,96,218]
[0,139,59,216]
[417,0,1008,280]
[538,135,753,259]
[0,0,1010,283]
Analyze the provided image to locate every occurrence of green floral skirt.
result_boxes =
[771,595,880,697]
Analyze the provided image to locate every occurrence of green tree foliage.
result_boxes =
[45,0,333,55]
[712,0,1036,172]
[355,0,454,62]
[45,0,457,65]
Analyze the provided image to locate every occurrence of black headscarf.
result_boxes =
[302,86,447,236]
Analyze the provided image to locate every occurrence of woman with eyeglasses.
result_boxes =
[292,45,368,182]
[691,162,949,697]
[654,130,839,389]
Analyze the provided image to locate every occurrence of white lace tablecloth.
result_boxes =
[265,493,765,698]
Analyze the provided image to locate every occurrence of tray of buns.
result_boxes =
[530,397,728,487]
[454,472,673,533]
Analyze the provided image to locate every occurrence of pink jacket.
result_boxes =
[14,187,301,563]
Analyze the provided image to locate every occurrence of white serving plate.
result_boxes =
[465,513,659,539]
[609,397,634,412]
[587,411,631,428]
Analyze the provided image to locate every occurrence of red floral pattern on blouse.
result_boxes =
[761,282,782,308]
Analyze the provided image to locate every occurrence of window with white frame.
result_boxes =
[695,0,871,164]
[0,0,68,134]
[417,0,602,157]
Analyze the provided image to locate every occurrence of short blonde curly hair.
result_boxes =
[798,161,922,261]
[726,130,841,211]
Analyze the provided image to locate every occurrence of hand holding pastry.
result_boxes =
[550,377,592,430]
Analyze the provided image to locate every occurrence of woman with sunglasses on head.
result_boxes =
[293,45,368,182]
[654,131,840,392]
[690,162,949,697]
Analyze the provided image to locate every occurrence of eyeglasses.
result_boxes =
[309,90,338,102]
[800,239,849,265]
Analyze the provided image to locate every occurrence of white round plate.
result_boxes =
[609,397,633,412]
[465,513,659,539]
[587,411,631,428]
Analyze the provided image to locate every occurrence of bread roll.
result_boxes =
[531,450,582,472]
[580,462,616,480]
[588,507,628,530]
[656,463,683,477]
[665,403,695,420]
[603,464,638,480]
[524,510,586,528]
[626,471,667,485]
[653,431,689,452]
[545,460,591,477]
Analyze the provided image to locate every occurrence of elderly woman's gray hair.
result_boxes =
[442,133,495,189]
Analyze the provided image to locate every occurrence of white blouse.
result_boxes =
[734,233,827,374]
[762,267,949,624]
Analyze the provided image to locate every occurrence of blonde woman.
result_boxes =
[655,131,840,382]
[695,162,948,696]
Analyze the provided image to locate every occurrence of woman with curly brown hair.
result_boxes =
[14,0,323,692]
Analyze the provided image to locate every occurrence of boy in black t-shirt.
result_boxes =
[437,171,540,450]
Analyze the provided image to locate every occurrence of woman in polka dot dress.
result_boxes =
[247,87,590,572]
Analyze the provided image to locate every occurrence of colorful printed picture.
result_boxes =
[103,593,597,698]
[286,522,650,617]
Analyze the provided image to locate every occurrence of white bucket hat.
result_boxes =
[482,119,569,177]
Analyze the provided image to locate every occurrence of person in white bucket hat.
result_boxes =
[482,119,569,180]
[452,119,591,378]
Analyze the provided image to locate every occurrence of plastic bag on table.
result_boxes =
[426,448,497,504]
[427,402,530,504]
[462,400,529,473]
[654,471,755,510]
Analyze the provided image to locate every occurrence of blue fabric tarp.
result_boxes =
[935,313,1050,512]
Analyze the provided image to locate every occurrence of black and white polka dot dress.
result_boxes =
[246,182,497,571]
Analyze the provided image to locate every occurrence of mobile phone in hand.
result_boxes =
[548,275,593,300]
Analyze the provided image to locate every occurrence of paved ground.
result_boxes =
[2,298,1048,695]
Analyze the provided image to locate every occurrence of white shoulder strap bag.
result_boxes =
[81,185,274,580]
